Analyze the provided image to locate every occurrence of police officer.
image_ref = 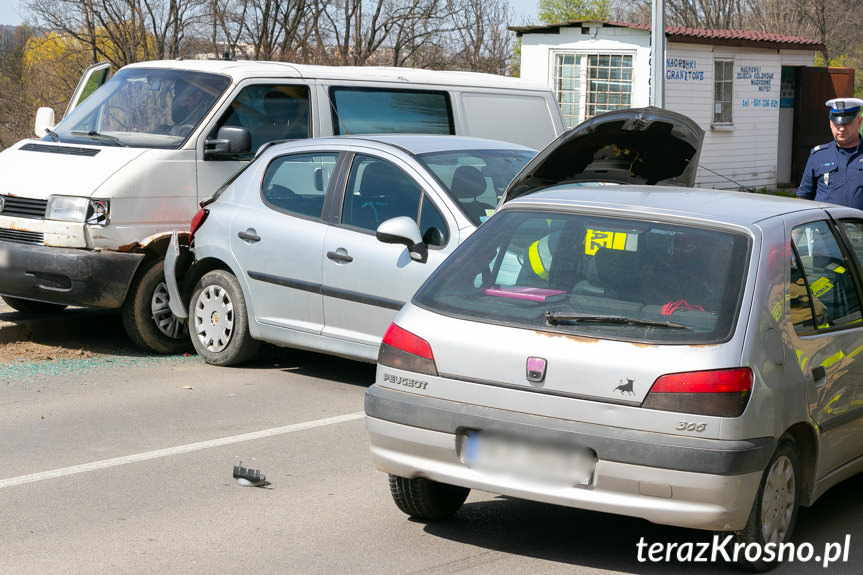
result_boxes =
[797,97,863,209]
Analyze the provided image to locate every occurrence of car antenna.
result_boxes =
[697,164,757,193]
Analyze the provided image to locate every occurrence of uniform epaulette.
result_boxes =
[812,145,824,152]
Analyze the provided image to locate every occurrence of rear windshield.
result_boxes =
[413,209,750,344]
[330,87,454,135]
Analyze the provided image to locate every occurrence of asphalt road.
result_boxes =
[0,322,861,574]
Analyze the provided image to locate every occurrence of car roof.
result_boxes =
[262,134,537,156]
[501,185,840,227]
[122,59,553,92]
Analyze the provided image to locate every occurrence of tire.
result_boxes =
[388,474,470,521]
[121,258,190,355]
[734,437,800,572]
[1,296,67,314]
[189,269,259,366]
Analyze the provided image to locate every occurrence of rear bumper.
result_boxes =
[0,240,143,308]
[365,384,775,531]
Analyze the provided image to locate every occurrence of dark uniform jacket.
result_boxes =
[797,141,863,209]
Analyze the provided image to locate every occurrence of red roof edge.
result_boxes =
[509,20,826,51]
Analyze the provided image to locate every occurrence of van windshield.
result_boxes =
[50,68,231,149]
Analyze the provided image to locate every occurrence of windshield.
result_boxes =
[415,149,536,225]
[50,68,231,149]
[413,209,750,344]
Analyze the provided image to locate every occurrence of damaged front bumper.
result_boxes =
[0,239,144,308]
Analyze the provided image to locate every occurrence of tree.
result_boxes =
[538,0,611,23]
[448,0,513,74]
[0,26,39,148]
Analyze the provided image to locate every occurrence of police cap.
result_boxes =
[826,97,863,125]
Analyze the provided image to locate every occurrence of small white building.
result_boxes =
[513,20,830,190]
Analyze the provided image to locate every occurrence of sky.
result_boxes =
[1,1,23,26]
[0,0,540,28]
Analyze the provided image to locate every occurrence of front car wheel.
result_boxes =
[121,258,189,354]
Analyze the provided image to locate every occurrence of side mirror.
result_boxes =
[204,126,251,159]
[35,107,56,138]
[376,216,428,263]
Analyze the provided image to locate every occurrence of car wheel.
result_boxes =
[388,474,470,520]
[734,437,800,572]
[1,296,68,314]
[121,258,190,355]
[190,269,259,366]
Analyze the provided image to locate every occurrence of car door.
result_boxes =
[320,152,458,351]
[229,151,338,335]
[787,214,863,479]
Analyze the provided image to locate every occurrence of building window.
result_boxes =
[553,52,633,129]
[714,60,734,124]
[585,54,633,119]
[553,53,583,129]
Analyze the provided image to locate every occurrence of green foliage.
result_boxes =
[509,38,522,77]
[538,0,612,24]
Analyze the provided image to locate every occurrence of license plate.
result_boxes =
[462,430,595,487]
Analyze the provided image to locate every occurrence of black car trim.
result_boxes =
[247,270,404,310]
[365,384,777,476]
[818,407,863,434]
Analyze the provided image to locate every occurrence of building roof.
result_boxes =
[510,20,826,51]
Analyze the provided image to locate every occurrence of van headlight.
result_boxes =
[46,196,110,225]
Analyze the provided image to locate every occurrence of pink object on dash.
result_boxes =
[482,286,566,302]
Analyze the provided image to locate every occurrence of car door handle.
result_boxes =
[238,229,261,243]
[327,250,353,263]
[812,365,826,383]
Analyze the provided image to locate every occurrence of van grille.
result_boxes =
[0,195,47,218]
[0,229,43,245]
[20,143,100,157]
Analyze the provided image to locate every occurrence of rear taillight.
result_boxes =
[378,323,438,376]
[189,208,209,243]
[641,367,753,417]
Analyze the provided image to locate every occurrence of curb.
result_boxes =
[0,309,118,345]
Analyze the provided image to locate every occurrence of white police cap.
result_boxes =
[826,97,863,124]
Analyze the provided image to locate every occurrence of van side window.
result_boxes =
[329,87,454,135]
[213,84,311,157]
[261,153,338,219]
[790,221,862,332]
[341,155,448,245]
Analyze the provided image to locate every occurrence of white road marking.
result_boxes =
[0,411,365,489]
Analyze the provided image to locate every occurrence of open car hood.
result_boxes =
[502,107,704,203]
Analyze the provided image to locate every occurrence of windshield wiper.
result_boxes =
[71,130,127,147]
[44,128,61,142]
[545,311,691,330]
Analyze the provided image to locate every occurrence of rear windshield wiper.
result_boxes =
[71,130,127,147]
[545,311,691,330]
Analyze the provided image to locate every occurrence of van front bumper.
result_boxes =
[0,240,143,308]
[365,384,775,532]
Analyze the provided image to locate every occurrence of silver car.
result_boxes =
[165,135,536,365]
[365,110,863,570]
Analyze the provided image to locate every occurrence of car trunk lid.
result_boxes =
[502,107,704,203]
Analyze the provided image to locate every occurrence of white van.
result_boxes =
[0,59,565,353]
